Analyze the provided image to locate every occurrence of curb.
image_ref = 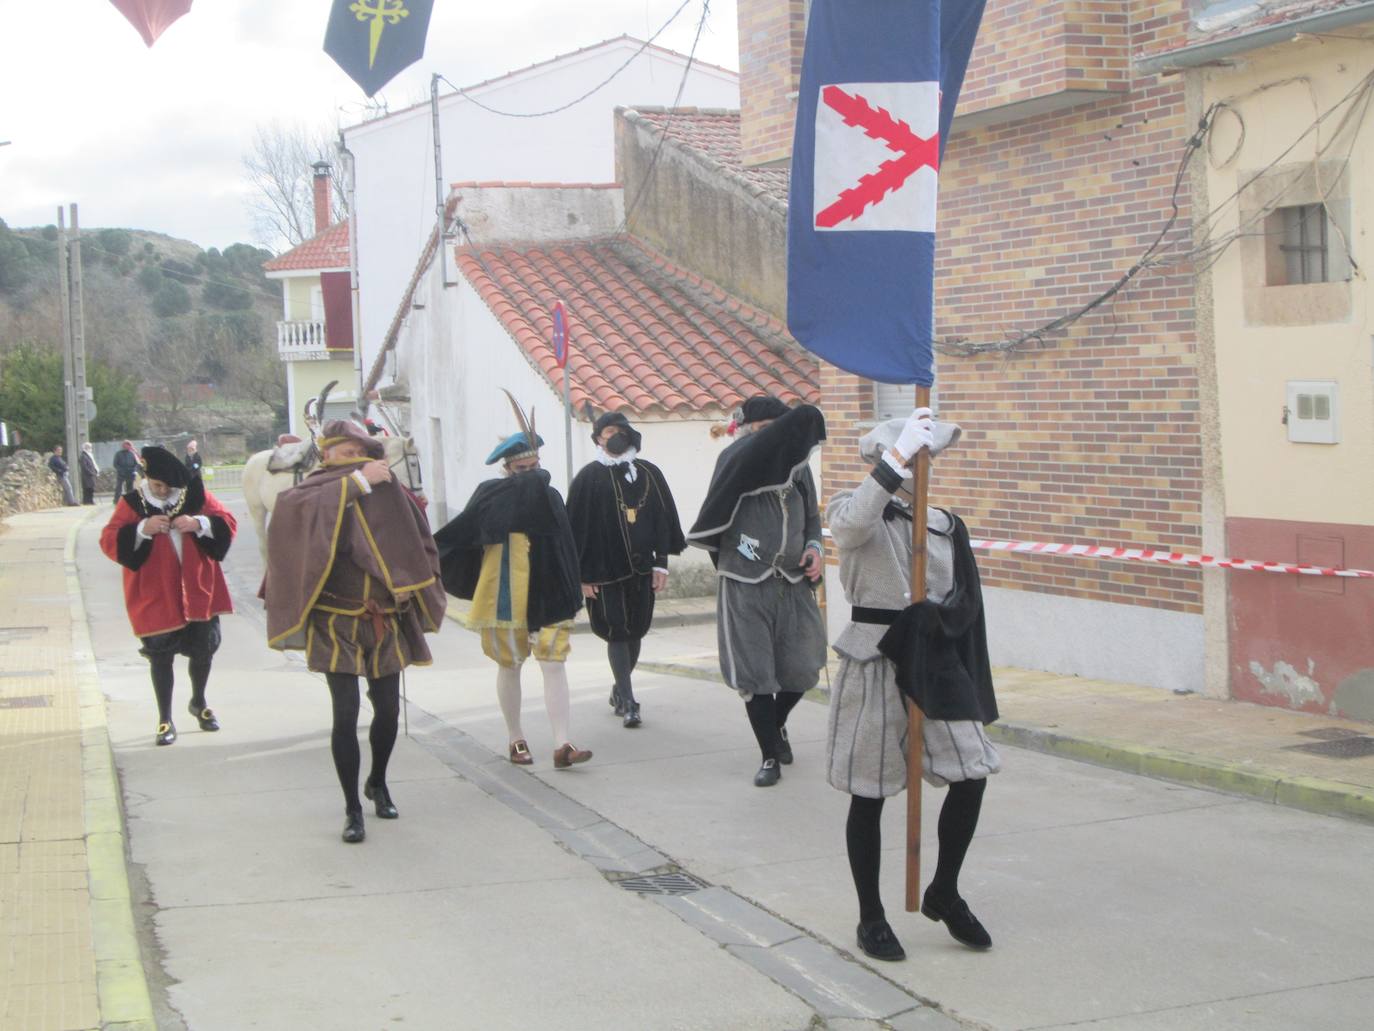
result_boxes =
[641,658,1374,827]
[65,509,157,1031]
[985,723,1374,826]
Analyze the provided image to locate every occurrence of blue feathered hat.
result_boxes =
[485,432,545,466]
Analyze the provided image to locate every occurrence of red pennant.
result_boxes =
[109,0,193,47]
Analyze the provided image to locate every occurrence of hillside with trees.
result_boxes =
[0,217,286,454]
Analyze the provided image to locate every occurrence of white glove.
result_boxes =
[882,407,934,477]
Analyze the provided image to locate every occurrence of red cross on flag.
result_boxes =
[813,82,940,233]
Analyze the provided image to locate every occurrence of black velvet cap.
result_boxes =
[141,446,190,487]
[739,395,788,425]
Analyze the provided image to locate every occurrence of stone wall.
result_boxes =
[0,451,64,519]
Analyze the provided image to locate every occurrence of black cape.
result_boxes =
[113,477,234,571]
[877,513,997,724]
[687,404,826,552]
[566,459,685,584]
[433,469,581,631]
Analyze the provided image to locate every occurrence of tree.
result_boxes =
[242,121,350,252]
[152,279,192,317]
[0,344,140,450]
[0,345,64,449]
[0,220,36,292]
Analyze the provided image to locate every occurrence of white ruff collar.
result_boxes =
[140,481,182,511]
[596,447,638,482]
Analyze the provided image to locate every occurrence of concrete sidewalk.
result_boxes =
[0,505,151,1031]
[9,496,1374,1029]
[642,640,1374,827]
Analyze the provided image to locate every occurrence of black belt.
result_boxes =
[852,606,901,625]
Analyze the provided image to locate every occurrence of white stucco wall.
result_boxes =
[392,247,725,575]
[343,39,739,382]
[1201,40,1374,525]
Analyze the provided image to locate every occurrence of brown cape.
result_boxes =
[262,462,446,655]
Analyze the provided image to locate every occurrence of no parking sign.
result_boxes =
[552,301,568,369]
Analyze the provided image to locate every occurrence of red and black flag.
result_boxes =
[324,0,436,97]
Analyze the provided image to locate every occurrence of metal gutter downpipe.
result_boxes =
[1136,1,1374,74]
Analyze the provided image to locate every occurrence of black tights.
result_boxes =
[744,691,805,762]
[846,778,987,925]
[325,673,401,814]
[148,654,212,723]
[607,638,643,705]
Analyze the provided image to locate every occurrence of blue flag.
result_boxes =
[786,0,987,385]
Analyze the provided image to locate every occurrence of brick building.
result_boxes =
[720,0,1207,691]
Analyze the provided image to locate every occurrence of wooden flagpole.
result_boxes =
[905,385,931,912]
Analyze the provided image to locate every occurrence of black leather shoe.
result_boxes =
[921,890,992,950]
[188,703,220,732]
[364,779,398,819]
[753,758,781,787]
[155,722,176,746]
[777,727,793,765]
[341,810,366,844]
[622,703,642,728]
[609,690,626,717]
[856,919,906,962]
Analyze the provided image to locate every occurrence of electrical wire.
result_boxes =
[940,64,1374,358]
[434,0,694,119]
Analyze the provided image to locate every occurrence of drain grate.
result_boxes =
[1284,736,1374,759]
[617,871,708,896]
[0,695,52,709]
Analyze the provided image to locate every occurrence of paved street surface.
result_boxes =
[4,495,1374,1029]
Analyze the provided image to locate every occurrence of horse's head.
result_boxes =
[383,435,422,492]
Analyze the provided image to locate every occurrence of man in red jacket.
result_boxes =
[100,446,236,746]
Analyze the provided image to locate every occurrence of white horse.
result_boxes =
[242,435,423,561]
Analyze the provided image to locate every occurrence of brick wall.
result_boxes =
[737,0,806,167]
[819,0,1204,615]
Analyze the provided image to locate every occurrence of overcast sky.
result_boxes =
[0,0,738,251]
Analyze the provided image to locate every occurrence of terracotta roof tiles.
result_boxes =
[628,108,790,206]
[262,220,351,273]
[455,235,818,415]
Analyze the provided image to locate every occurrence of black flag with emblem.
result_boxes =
[324,0,436,97]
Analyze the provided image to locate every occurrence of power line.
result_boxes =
[435,0,694,119]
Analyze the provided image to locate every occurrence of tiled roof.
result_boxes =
[629,108,790,206]
[262,220,351,273]
[1142,0,1374,63]
[455,235,818,415]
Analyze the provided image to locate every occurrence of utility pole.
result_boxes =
[57,208,76,460]
[430,74,453,288]
[57,204,92,461]
[70,204,90,451]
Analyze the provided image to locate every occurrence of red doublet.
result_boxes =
[100,494,236,638]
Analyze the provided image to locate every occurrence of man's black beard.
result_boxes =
[604,432,631,457]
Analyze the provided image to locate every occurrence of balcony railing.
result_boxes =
[277,320,330,361]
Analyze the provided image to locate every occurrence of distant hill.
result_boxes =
[0,218,287,443]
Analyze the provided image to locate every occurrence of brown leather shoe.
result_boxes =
[509,740,533,765]
[553,743,592,769]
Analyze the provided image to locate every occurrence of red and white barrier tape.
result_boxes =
[969,538,1374,579]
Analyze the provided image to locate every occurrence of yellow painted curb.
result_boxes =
[65,510,157,1027]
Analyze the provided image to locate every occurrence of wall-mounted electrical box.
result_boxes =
[1286,380,1339,444]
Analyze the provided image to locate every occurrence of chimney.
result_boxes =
[312,161,332,234]
[736,0,807,168]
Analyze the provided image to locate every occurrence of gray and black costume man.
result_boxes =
[689,396,827,786]
[826,408,1000,962]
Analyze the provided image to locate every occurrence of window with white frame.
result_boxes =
[872,380,938,421]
